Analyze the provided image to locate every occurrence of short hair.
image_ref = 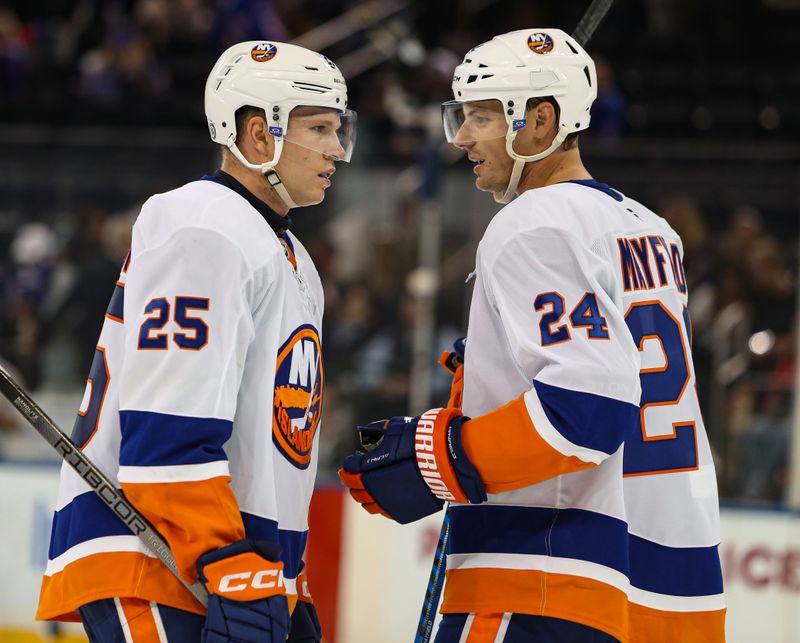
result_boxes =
[234,105,265,146]
[526,97,579,150]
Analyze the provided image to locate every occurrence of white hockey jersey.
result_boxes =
[38,173,324,620]
[443,180,724,642]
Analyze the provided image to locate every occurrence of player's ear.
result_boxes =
[513,101,558,156]
[246,113,276,164]
[531,101,557,139]
[510,103,543,156]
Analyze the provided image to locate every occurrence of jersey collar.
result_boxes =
[204,170,293,235]
[563,179,623,202]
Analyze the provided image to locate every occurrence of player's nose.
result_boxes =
[452,125,475,149]
[324,136,346,161]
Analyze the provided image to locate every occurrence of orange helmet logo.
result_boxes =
[527,33,554,54]
[251,43,277,62]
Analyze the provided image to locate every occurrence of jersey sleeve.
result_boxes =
[461,227,642,494]
[117,224,262,585]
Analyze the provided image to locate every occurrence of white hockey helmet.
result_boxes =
[442,29,597,203]
[205,41,357,207]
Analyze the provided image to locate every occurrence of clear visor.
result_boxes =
[442,100,510,144]
[283,107,357,162]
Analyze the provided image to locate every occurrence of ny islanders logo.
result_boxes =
[251,43,277,62]
[273,325,323,469]
[527,33,554,54]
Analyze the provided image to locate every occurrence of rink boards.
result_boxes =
[0,463,796,643]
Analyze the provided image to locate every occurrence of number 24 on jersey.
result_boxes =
[533,290,700,477]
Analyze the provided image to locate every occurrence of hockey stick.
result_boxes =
[0,363,208,608]
[415,508,450,643]
[413,3,615,641]
[573,0,615,46]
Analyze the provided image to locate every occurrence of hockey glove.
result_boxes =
[439,337,466,374]
[338,408,486,524]
[197,539,290,643]
[288,564,321,642]
[439,337,466,409]
[288,600,321,642]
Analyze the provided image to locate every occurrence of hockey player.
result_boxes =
[37,41,356,642]
[340,29,724,643]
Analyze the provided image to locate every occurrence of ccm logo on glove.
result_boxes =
[202,551,285,600]
[219,568,283,593]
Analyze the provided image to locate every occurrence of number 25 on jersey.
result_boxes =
[138,296,210,350]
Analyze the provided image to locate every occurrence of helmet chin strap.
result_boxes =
[495,157,526,205]
[494,124,571,205]
[228,137,299,210]
[263,169,299,210]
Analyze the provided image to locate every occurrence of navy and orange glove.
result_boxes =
[439,337,466,409]
[288,601,321,642]
[338,408,486,524]
[197,539,290,643]
[439,337,466,374]
[288,565,321,642]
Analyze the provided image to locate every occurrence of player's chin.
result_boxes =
[474,175,497,193]
[296,186,327,207]
[294,185,325,207]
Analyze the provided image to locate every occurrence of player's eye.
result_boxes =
[465,113,489,126]
[311,125,330,134]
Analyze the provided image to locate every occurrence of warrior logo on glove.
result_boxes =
[339,408,486,524]
[273,325,323,469]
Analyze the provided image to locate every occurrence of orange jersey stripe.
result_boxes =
[442,567,628,643]
[465,613,504,642]
[629,602,725,643]
[118,598,162,643]
[38,551,205,622]
[39,551,306,623]
[461,395,596,494]
[121,476,246,584]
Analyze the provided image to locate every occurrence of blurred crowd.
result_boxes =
[0,0,292,119]
[3,0,796,142]
[667,196,798,503]
[1,0,799,507]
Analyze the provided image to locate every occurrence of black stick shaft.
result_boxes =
[573,0,615,46]
[0,363,208,607]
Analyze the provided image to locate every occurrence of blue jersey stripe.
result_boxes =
[629,534,723,597]
[50,493,309,579]
[241,512,307,579]
[534,379,639,455]
[447,504,629,576]
[49,491,136,559]
[119,410,232,467]
[106,282,124,320]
